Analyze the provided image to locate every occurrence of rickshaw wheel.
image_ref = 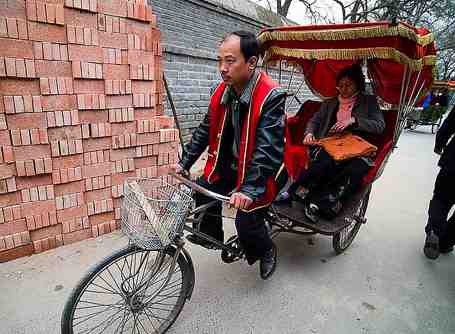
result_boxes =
[332,186,371,254]
[221,236,243,263]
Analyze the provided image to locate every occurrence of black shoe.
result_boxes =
[260,244,277,280]
[440,245,453,254]
[304,203,319,224]
[424,231,440,259]
[186,234,222,249]
[274,191,292,205]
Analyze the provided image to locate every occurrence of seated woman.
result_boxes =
[279,64,385,222]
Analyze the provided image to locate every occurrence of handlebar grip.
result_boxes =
[170,172,231,203]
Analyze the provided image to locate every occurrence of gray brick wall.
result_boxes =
[148,0,315,142]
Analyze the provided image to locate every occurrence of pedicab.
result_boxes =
[61,21,436,334]
[405,80,454,133]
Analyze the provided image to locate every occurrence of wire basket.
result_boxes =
[121,177,194,250]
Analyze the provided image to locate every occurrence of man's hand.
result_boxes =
[330,117,355,133]
[229,192,253,211]
[303,133,316,145]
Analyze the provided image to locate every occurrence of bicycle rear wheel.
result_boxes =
[61,245,191,334]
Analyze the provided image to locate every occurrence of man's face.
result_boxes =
[218,35,254,89]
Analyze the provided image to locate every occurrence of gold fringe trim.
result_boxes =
[258,23,434,47]
[265,47,437,71]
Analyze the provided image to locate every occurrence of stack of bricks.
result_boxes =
[0,0,179,262]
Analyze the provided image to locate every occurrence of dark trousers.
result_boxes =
[194,176,273,264]
[426,168,455,248]
[290,149,370,201]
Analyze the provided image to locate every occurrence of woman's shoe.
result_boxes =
[275,191,291,204]
[304,203,320,224]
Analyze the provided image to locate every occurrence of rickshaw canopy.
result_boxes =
[258,21,437,105]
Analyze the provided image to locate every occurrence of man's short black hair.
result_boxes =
[222,30,259,61]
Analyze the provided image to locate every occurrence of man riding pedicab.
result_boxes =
[173,31,287,279]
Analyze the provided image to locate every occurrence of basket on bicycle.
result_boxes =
[121,177,194,250]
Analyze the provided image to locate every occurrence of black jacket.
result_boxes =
[180,87,286,200]
[435,105,455,172]
[305,94,385,140]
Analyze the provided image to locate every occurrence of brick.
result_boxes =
[83,27,91,45]
[5,57,16,77]
[60,45,68,61]
[14,96,25,114]
[27,1,38,22]
[52,43,60,61]
[30,128,40,145]
[17,20,28,40]
[45,3,56,24]
[28,21,67,43]
[67,25,75,44]
[41,95,77,112]
[57,77,66,94]
[35,60,72,77]
[6,18,18,38]
[68,44,104,64]
[32,96,42,112]
[98,0,127,18]
[89,0,97,13]
[0,56,5,77]
[66,78,74,94]
[3,146,14,163]
[40,78,50,95]
[15,59,26,78]
[49,77,58,95]
[55,4,65,25]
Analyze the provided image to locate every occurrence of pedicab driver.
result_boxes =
[172,31,286,279]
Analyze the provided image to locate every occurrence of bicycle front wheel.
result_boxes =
[61,245,191,334]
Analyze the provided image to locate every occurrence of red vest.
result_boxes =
[203,72,284,211]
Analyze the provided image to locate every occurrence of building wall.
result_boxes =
[0,0,178,262]
[148,0,314,142]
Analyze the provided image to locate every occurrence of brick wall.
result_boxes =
[0,0,179,262]
[148,0,315,142]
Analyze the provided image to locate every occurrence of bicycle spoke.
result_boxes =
[114,309,133,334]
[73,300,125,325]
[78,307,126,334]
[89,281,122,296]
[95,271,122,296]
[136,314,150,333]
[142,308,159,332]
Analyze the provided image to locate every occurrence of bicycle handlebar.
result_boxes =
[170,172,231,203]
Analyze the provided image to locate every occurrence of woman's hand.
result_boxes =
[303,133,316,145]
[330,117,355,133]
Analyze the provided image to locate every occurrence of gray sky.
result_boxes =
[254,0,341,23]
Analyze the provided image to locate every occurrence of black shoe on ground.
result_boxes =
[260,243,277,280]
[440,245,454,254]
[186,234,222,249]
[424,231,440,259]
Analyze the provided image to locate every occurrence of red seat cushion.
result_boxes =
[284,100,321,179]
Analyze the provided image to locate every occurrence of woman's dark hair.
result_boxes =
[223,30,259,62]
[336,63,366,93]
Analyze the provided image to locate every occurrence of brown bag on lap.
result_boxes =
[314,133,377,161]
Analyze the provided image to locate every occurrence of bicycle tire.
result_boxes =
[332,187,371,254]
[61,245,191,334]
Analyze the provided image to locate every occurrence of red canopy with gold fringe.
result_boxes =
[258,21,437,105]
